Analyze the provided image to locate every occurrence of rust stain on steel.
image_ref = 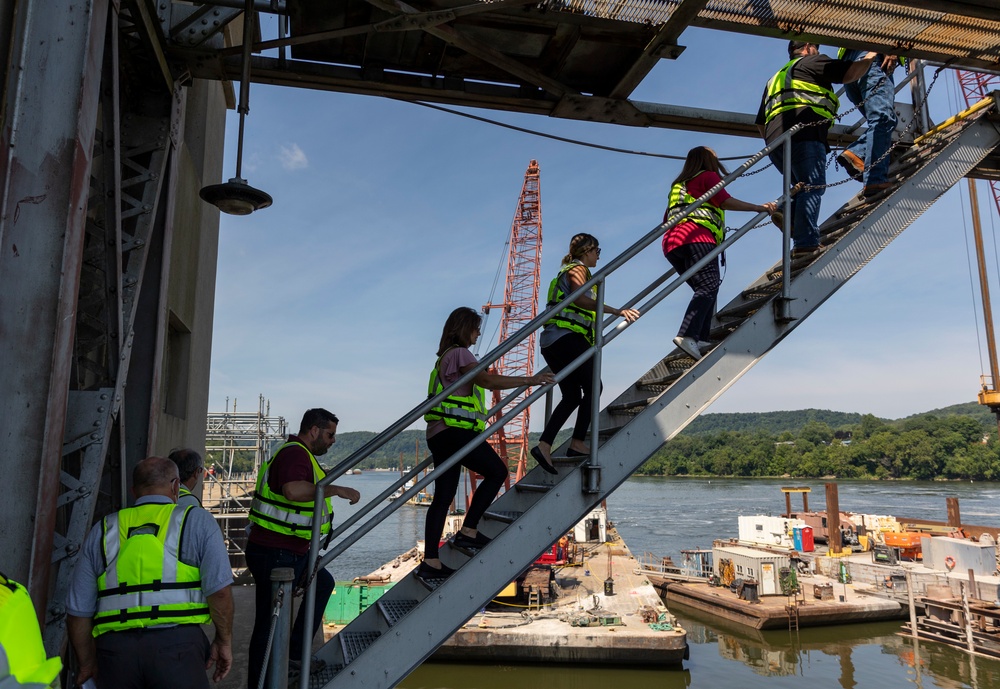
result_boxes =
[12,194,47,225]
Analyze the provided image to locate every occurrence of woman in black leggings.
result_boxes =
[417,307,553,582]
[531,234,639,468]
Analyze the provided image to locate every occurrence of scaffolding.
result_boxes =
[204,394,288,576]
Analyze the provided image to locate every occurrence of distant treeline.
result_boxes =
[643,408,999,480]
[223,402,999,480]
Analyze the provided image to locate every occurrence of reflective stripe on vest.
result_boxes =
[424,348,488,432]
[0,575,62,688]
[763,58,839,124]
[544,261,597,345]
[94,503,210,636]
[248,441,336,538]
[668,174,725,244]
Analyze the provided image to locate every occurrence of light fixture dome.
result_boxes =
[200,177,272,215]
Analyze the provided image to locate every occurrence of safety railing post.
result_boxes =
[911,60,930,135]
[266,567,295,689]
[298,483,325,689]
[584,280,606,494]
[776,133,794,322]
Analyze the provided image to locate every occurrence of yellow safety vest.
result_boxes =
[763,58,839,125]
[248,442,336,538]
[0,574,62,688]
[544,261,597,345]
[178,485,201,506]
[93,503,210,636]
[424,347,488,432]
[668,172,725,244]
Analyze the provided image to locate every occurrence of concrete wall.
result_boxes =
[152,78,227,462]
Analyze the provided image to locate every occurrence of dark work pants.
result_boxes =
[95,624,210,689]
[245,540,335,689]
[539,332,602,445]
[665,242,721,342]
[424,427,507,560]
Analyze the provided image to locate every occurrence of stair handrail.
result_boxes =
[294,128,803,682]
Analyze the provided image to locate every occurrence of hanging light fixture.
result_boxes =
[200,0,272,215]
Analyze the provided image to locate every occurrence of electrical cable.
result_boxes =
[408,100,758,161]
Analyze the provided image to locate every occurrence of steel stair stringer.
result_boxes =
[307,106,1000,689]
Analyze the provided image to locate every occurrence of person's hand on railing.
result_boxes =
[613,307,640,323]
[327,484,361,504]
[759,201,778,215]
[530,371,556,386]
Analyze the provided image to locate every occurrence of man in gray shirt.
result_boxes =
[67,457,233,688]
[169,447,206,509]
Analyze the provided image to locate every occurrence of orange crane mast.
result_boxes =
[482,160,544,483]
[954,70,1000,428]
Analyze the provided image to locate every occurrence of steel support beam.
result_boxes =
[0,0,109,613]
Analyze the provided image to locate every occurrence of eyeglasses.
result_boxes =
[591,246,602,256]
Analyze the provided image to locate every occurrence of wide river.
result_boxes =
[328,473,1000,689]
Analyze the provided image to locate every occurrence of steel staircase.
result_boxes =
[299,96,1000,689]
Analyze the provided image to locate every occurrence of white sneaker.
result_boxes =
[696,340,714,351]
[673,336,702,360]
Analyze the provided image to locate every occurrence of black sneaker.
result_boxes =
[453,531,492,554]
[414,562,456,585]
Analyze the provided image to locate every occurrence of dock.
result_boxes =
[431,526,689,665]
[663,575,906,631]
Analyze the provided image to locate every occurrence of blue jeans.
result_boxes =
[769,139,826,249]
[843,53,897,186]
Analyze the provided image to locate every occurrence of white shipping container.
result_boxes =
[738,515,805,548]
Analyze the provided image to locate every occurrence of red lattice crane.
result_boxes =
[482,160,543,482]
[954,70,1000,427]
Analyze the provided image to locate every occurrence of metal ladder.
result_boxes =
[302,98,1000,689]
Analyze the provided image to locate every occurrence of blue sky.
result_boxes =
[208,27,1000,432]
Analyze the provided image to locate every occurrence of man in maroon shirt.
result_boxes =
[245,408,360,689]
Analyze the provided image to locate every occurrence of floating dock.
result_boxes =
[663,575,906,631]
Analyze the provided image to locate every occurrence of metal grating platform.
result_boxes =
[377,599,418,627]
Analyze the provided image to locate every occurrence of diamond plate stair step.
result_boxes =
[377,599,418,627]
[339,631,381,664]
[483,510,522,524]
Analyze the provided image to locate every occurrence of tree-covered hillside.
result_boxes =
[318,402,999,479]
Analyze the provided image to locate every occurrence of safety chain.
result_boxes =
[256,586,286,689]
[812,63,946,192]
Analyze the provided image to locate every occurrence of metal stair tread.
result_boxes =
[339,630,381,664]
[377,599,418,627]
[514,482,553,492]
[483,510,522,523]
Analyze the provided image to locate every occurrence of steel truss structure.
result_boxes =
[2,0,224,656]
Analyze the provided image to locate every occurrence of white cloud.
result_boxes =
[278,143,308,170]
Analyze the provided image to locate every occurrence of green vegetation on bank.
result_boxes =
[211,402,999,480]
